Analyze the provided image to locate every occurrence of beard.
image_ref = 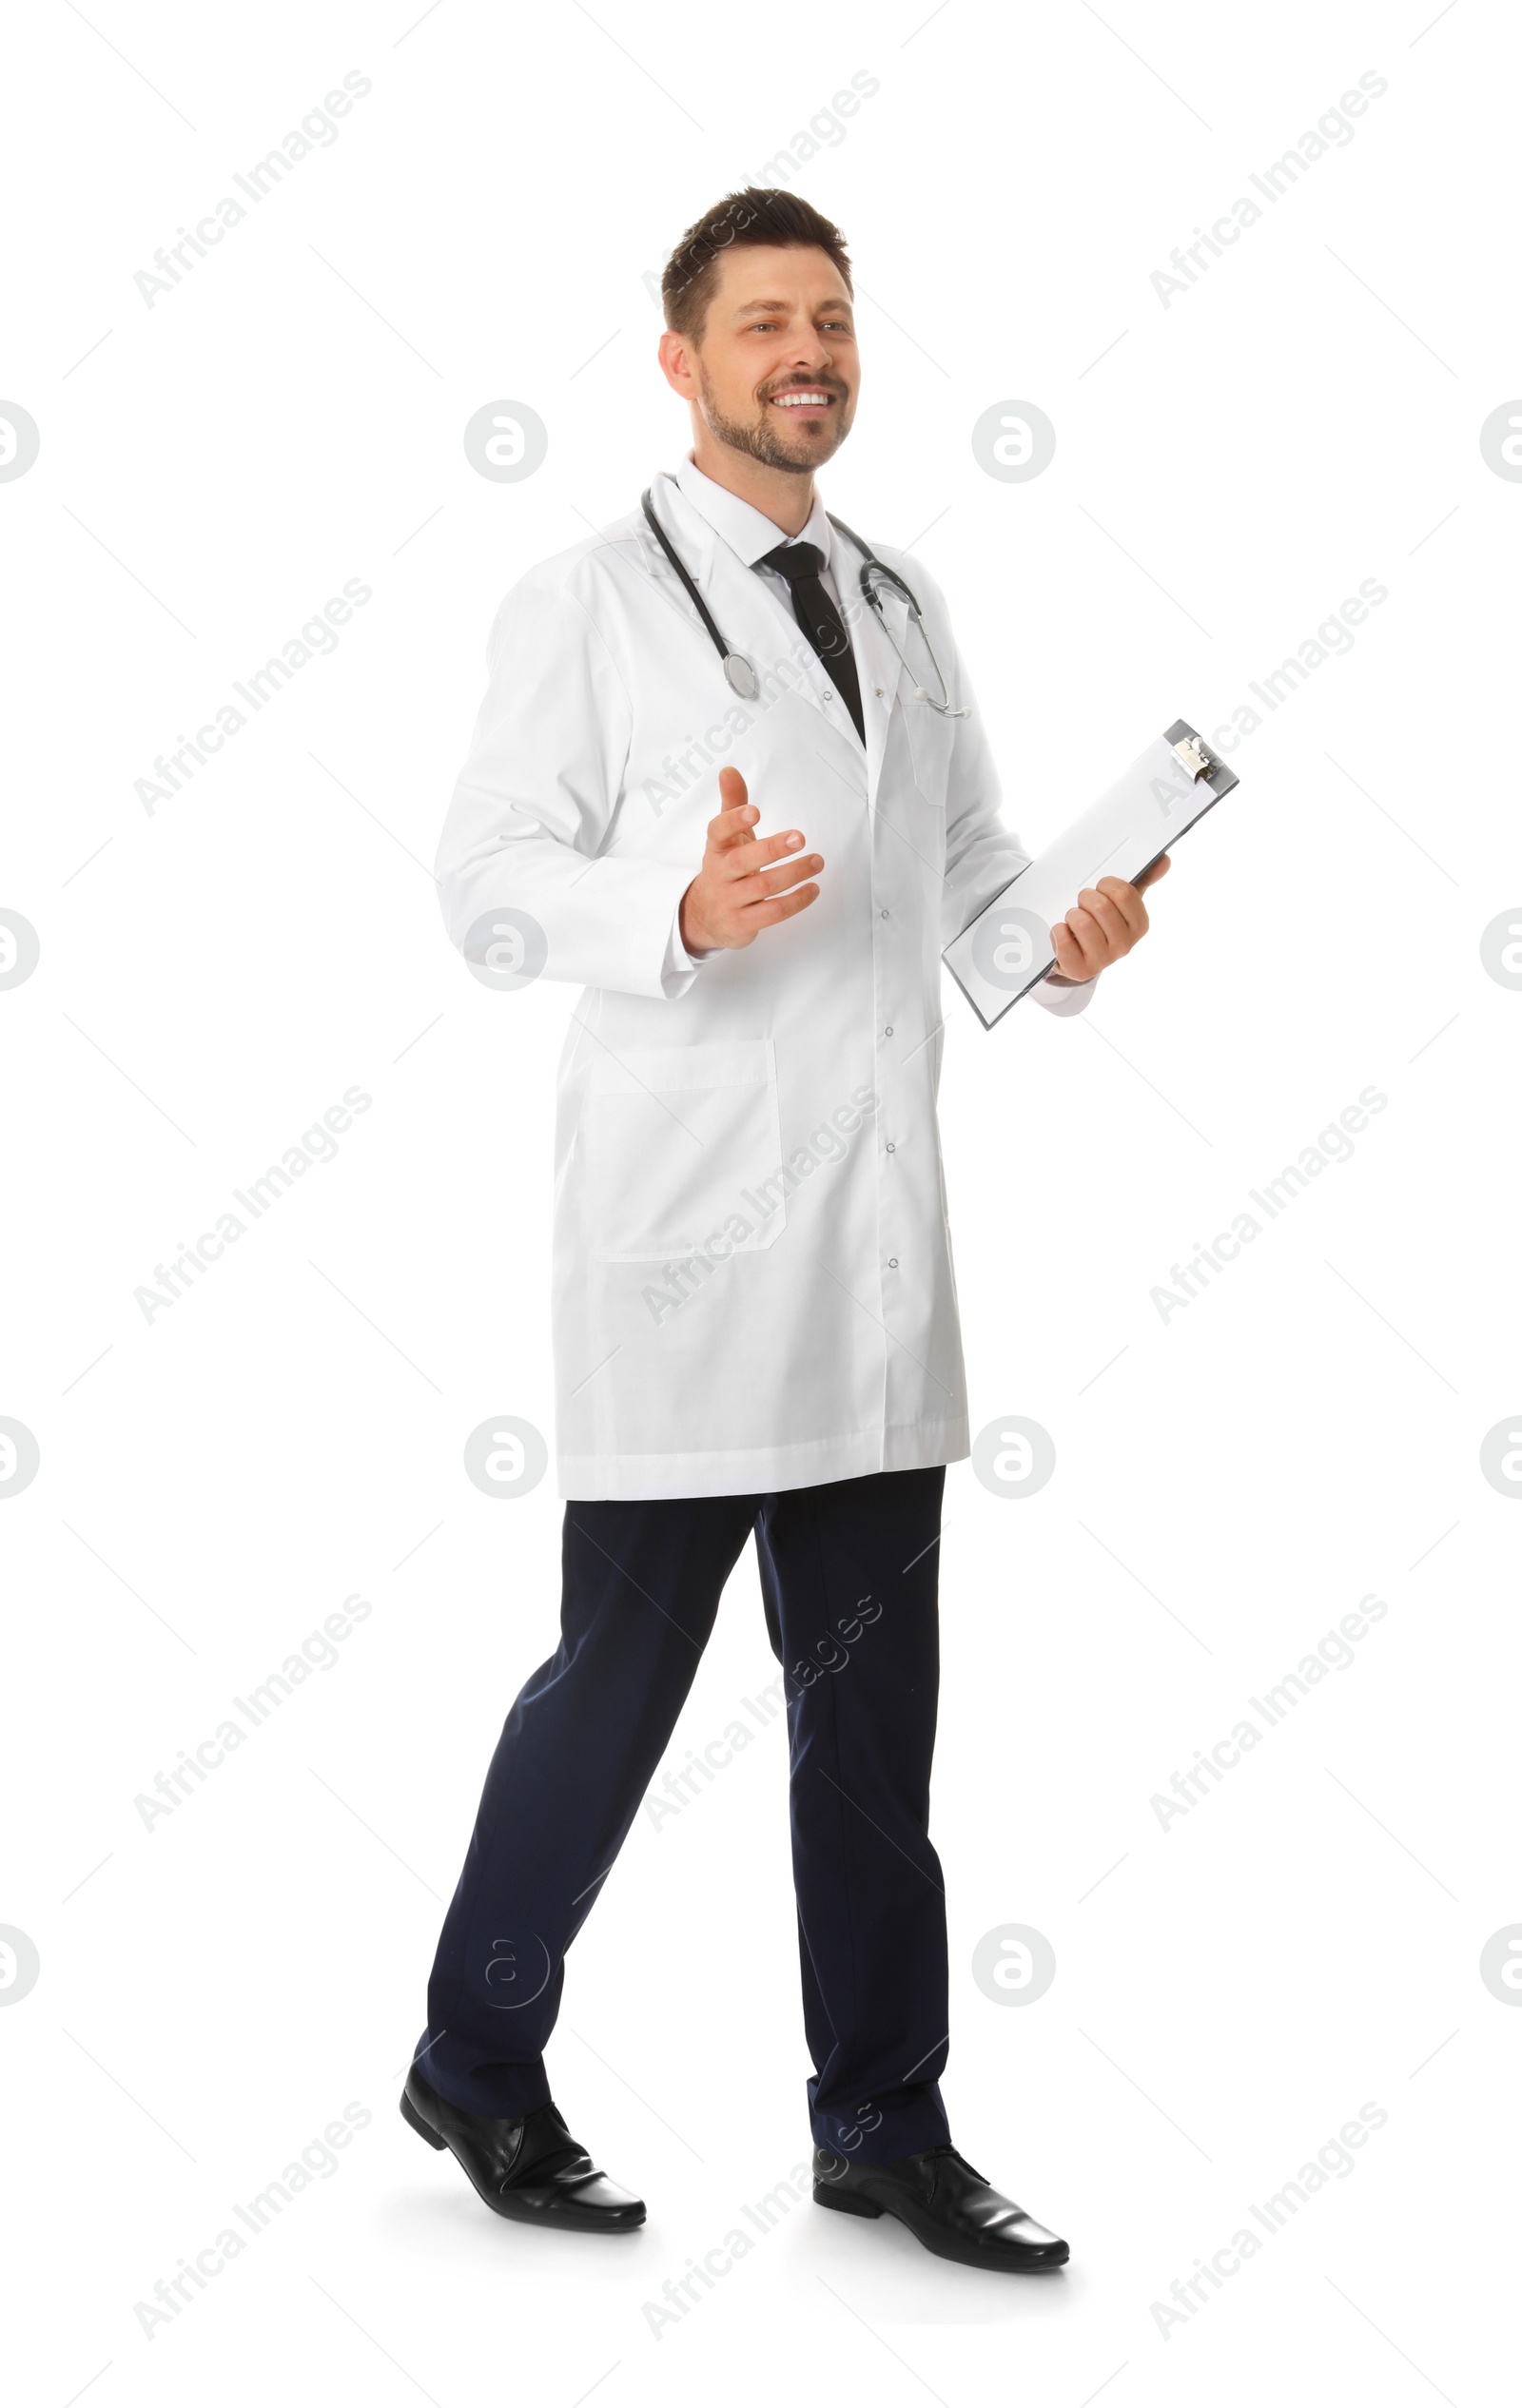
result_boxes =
[696,367,849,473]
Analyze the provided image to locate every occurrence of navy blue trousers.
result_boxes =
[417,1466,951,2164]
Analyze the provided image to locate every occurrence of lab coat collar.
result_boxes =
[673,451,840,584]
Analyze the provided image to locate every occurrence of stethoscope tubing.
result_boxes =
[639,486,736,665]
[638,482,957,712]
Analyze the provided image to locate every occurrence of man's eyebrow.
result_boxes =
[731,296,854,317]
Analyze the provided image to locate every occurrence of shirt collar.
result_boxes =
[673,450,835,577]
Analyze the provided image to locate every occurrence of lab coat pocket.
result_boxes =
[583,1038,787,1261]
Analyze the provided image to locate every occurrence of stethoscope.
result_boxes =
[639,484,969,718]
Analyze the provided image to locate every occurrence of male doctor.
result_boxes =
[407,187,1167,2273]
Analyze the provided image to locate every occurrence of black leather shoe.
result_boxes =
[401,2063,645,2231]
[813,2142,1068,2272]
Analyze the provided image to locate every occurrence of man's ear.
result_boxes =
[657,328,696,399]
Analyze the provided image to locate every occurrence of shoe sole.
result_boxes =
[812,2180,1067,2271]
[400,2088,645,2232]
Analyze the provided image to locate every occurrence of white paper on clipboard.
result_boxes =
[942,718,1240,1030]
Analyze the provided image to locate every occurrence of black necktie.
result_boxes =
[756,540,866,745]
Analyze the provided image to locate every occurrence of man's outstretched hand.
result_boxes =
[678,767,824,954]
[1048,855,1171,985]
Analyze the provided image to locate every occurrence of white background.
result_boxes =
[4,2,1518,2401]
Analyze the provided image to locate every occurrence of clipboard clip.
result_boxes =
[1171,731,1213,781]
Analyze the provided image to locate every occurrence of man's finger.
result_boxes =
[1133,854,1170,892]
[1093,876,1151,929]
[708,802,761,850]
[744,851,824,900]
[749,881,821,929]
[1050,922,1083,977]
[1053,909,1102,975]
[1085,882,1144,942]
[716,765,749,814]
[731,828,809,874]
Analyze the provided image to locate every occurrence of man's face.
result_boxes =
[667,243,859,474]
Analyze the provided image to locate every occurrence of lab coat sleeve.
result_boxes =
[436,572,702,1000]
[661,897,717,981]
[938,625,1098,1019]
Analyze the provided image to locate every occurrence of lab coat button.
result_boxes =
[888,1257,899,1269]
[884,1024,893,1038]
[886,1141,896,1154]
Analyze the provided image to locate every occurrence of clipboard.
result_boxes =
[942,718,1240,1029]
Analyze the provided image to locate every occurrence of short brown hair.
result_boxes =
[661,187,852,346]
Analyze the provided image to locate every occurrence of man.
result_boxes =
[408,188,1167,2273]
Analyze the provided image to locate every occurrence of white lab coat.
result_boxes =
[436,456,1094,1500]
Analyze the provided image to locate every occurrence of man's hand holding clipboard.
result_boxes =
[943,719,1239,1027]
[1045,851,1172,991]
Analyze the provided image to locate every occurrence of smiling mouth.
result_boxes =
[769,389,836,412]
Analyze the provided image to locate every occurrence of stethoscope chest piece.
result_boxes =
[723,655,759,700]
